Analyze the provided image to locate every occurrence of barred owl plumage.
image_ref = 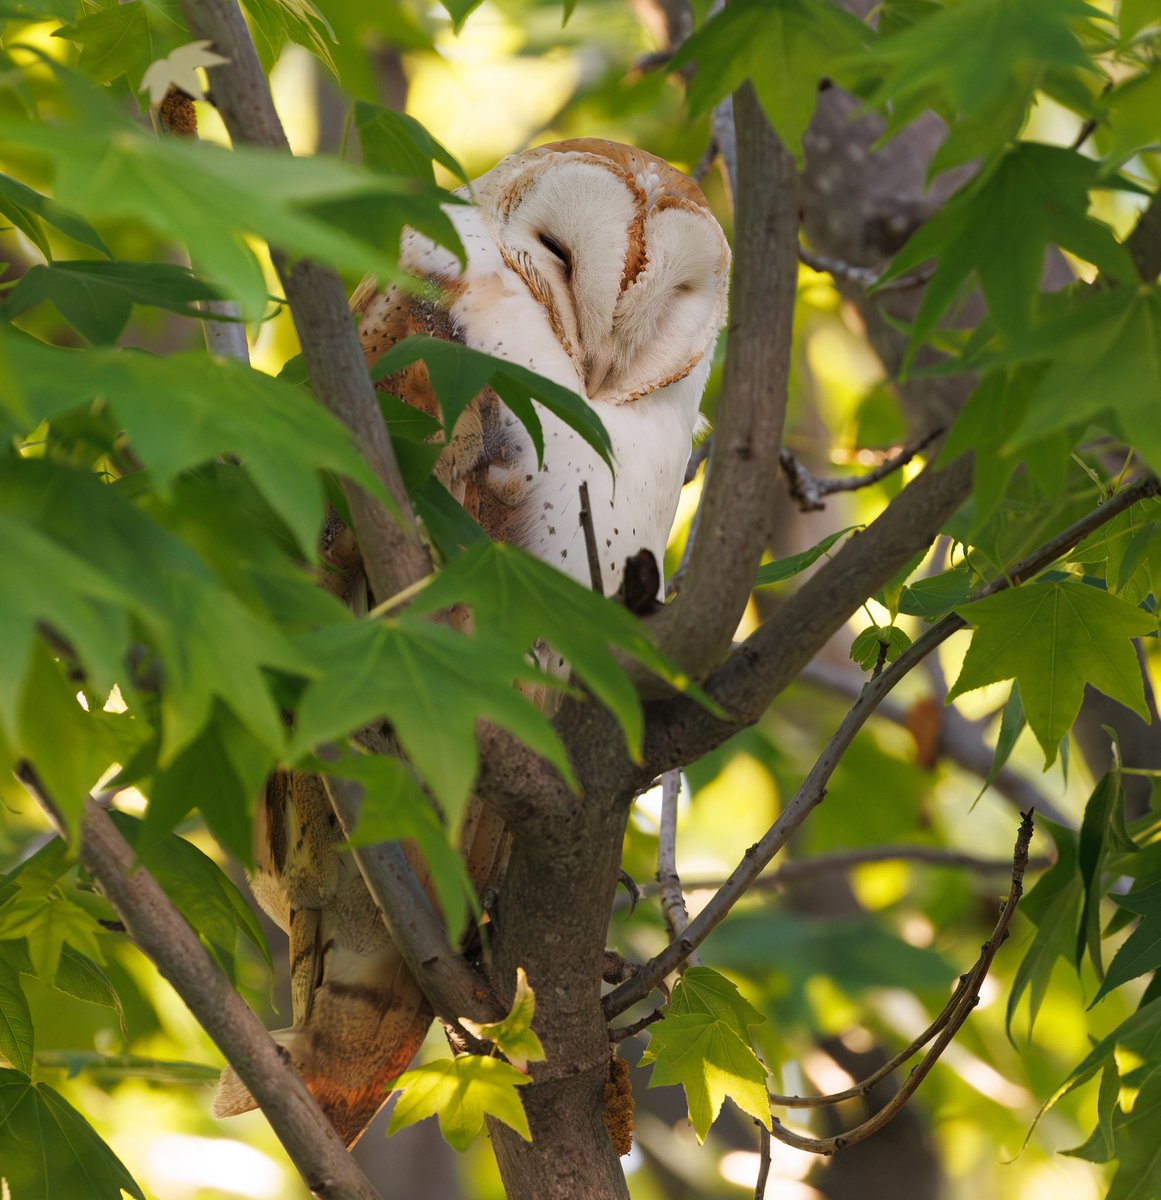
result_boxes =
[214,139,730,1145]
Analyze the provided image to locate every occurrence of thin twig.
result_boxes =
[798,244,933,294]
[578,481,605,596]
[662,844,1052,895]
[606,472,1160,1017]
[779,428,943,513]
[755,1121,772,1199]
[18,774,382,1200]
[684,435,712,485]
[608,1007,665,1043]
[767,810,1033,1153]
[797,660,1070,825]
[657,770,701,968]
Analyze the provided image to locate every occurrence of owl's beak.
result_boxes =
[584,346,615,398]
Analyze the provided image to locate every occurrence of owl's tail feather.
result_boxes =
[213,979,434,1147]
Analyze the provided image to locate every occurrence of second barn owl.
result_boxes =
[215,139,731,1145]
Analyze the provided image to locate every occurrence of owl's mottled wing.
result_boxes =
[352,274,538,548]
[214,768,436,1147]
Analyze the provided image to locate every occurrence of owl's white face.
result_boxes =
[473,140,731,406]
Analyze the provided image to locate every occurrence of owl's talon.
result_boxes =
[617,869,641,914]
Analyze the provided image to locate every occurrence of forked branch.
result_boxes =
[779,428,942,513]
[608,471,1160,1016]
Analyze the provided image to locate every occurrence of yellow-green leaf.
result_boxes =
[388,1056,531,1150]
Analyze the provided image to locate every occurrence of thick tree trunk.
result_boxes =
[485,732,633,1200]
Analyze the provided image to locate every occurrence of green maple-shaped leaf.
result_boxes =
[1067,1072,1161,1199]
[668,967,766,1037]
[290,617,572,823]
[0,840,105,988]
[949,581,1155,765]
[879,144,1133,356]
[0,172,110,259]
[1003,287,1161,475]
[387,1055,531,1150]
[1092,874,1161,1004]
[671,0,870,166]
[1101,65,1161,170]
[355,102,470,187]
[1046,996,1161,1116]
[641,1011,771,1142]
[1,333,391,554]
[4,261,224,345]
[1076,765,1137,978]
[1,458,308,762]
[0,111,459,319]
[0,1068,145,1200]
[111,812,270,967]
[1119,0,1161,38]
[0,958,33,1074]
[0,942,123,1027]
[863,0,1106,171]
[0,515,130,738]
[414,542,711,762]
[850,624,912,672]
[460,967,546,1071]
[55,0,184,91]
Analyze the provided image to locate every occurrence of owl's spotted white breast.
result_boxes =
[216,140,730,1149]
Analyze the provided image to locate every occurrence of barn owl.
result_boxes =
[215,139,731,1145]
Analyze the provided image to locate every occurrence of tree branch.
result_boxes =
[322,773,503,1026]
[656,769,700,966]
[609,473,1159,1015]
[767,810,1032,1153]
[19,781,381,1200]
[779,428,942,512]
[649,84,797,677]
[653,843,1052,896]
[176,0,430,603]
[642,452,975,778]
[798,659,1071,825]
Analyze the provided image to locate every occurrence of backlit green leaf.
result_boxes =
[414,542,703,761]
[1007,820,1081,1037]
[949,581,1156,765]
[374,334,612,470]
[460,967,546,1071]
[291,617,572,822]
[879,144,1133,357]
[641,1010,771,1142]
[388,1055,531,1149]
[4,261,223,344]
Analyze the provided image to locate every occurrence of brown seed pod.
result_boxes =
[159,86,197,138]
[602,1052,635,1156]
